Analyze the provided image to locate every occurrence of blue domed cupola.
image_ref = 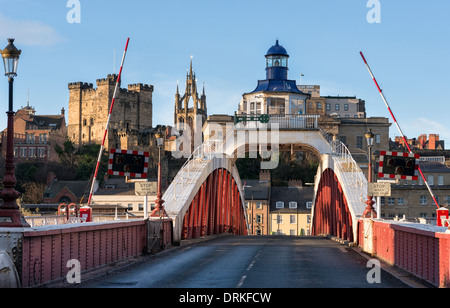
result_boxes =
[265,40,289,80]
[249,40,303,94]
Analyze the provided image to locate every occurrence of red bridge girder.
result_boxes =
[181,168,248,240]
[312,168,353,242]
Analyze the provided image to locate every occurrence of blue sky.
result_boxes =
[0,0,450,146]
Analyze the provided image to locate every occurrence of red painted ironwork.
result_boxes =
[312,168,353,242]
[181,168,247,240]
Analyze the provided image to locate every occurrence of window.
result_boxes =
[317,102,322,109]
[256,202,262,209]
[289,201,297,209]
[306,201,313,209]
[138,203,143,211]
[356,136,363,149]
[445,196,450,205]
[326,103,331,111]
[290,215,296,224]
[344,104,349,111]
[420,196,427,205]
[276,201,284,209]
[290,229,296,235]
[335,104,340,111]
[339,136,347,145]
[39,133,48,144]
[20,147,27,157]
[419,176,424,185]
[428,175,434,186]
[438,175,444,186]
[277,215,283,224]
[26,134,35,144]
[29,148,36,158]
[398,198,404,206]
[388,198,395,205]
[375,134,381,144]
[269,98,285,115]
[256,214,262,223]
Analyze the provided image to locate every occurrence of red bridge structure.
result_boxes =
[1,117,450,288]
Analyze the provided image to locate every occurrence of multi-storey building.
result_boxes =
[243,171,271,235]
[270,181,314,236]
[0,103,66,163]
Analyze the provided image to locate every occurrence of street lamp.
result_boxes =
[365,129,374,183]
[0,38,29,227]
[150,129,167,218]
[363,129,377,218]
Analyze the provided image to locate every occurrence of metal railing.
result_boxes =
[235,114,319,130]
[25,215,86,227]
[329,140,368,210]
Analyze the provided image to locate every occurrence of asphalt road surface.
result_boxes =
[73,235,410,289]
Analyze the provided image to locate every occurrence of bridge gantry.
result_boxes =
[163,116,370,243]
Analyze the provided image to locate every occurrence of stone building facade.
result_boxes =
[67,74,153,150]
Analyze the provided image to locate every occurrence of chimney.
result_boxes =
[288,179,303,188]
[259,170,271,182]
[429,134,438,150]
[418,134,427,149]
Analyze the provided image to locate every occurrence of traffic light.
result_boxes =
[108,148,149,178]
[378,151,419,180]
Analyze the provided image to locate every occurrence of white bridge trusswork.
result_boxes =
[164,115,369,243]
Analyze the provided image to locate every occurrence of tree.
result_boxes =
[54,137,76,170]
[20,182,46,204]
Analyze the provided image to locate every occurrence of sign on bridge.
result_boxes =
[368,182,391,197]
[135,181,157,196]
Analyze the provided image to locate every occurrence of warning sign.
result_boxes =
[368,182,391,197]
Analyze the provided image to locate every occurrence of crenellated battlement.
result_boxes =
[68,82,94,90]
[96,74,118,86]
[127,83,154,92]
[69,74,154,95]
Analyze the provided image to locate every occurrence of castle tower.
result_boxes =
[174,57,207,152]
[67,74,153,149]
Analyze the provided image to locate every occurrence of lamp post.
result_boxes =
[150,129,167,218]
[363,129,377,218]
[0,38,29,227]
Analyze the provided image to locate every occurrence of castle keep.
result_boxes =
[67,74,153,150]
